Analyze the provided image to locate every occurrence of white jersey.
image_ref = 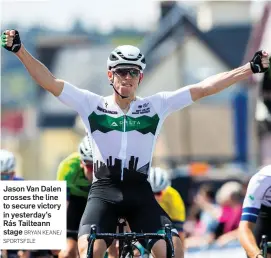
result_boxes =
[241,165,271,223]
[58,82,193,182]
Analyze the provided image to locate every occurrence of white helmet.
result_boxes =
[0,149,16,173]
[78,136,93,162]
[107,45,146,71]
[149,167,170,193]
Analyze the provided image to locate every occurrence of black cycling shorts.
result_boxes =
[253,205,271,254]
[78,178,176,247]
[67,195,87,240]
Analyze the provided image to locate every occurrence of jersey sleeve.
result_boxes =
[169,188,186,232]
[56,161,68,181]
[150,86,193,118]
[56,160,70,200]
[241,173,266,223]
[57,81,101,117]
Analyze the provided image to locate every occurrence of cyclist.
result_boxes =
[238,165,271,258]
[149,167,186,243]
[1,149,23,181]
[1,29,269,258]
[56,136,94,258]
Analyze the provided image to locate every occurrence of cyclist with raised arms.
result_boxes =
[1,29,270,258]
[238,165,271,258]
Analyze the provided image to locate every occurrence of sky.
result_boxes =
[1,0,266,33]
[1,0,162,32]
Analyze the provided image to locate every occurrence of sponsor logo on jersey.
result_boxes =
[88,112,159,134]
[97,106,117,114]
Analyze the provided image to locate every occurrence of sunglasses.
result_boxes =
[113,68,140,78]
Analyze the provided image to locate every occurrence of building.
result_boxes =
[138,1,253,168]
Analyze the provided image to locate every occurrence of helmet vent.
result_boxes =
[110,54,119,61]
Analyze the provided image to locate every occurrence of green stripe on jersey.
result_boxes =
[88,112,159,135]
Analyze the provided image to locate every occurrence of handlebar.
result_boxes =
[87,224,175,258]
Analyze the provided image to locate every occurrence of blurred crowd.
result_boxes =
[183,179,248,249]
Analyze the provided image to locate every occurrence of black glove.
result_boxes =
[250,50,269,73]
[1,30,21,53]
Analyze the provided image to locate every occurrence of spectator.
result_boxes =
[186,181,243,248]
[215,181,243,234]
[185,183,219,248]
[202,181,243,246]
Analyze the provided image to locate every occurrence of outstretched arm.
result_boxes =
[2,29,101,116]
[189,51,270,101]
[151,51,269,118]
[2,29,63,96]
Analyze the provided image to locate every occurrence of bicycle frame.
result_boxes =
[118,218,127,257]
[261,235,271,258]
[86,224,175,258]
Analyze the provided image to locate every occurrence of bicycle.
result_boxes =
[86,218,175,258]
[261,235,271,258]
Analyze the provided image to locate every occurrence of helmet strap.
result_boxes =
[110,71,142,99]
[112,84,129,99]
[110,73,129,99]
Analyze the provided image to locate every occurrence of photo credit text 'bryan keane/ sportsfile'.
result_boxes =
[0,181,66,250]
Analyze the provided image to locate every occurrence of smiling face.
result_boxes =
[108,65,143,98]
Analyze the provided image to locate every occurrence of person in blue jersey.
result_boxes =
[238,165,271,258]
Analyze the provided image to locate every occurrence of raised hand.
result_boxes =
[1,29,22,53]
[250,50,270,73]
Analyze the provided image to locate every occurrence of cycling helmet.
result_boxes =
[107,45,146,71]
[0,149,16,173]
[149,167,170,193]
[78,136,93,162]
